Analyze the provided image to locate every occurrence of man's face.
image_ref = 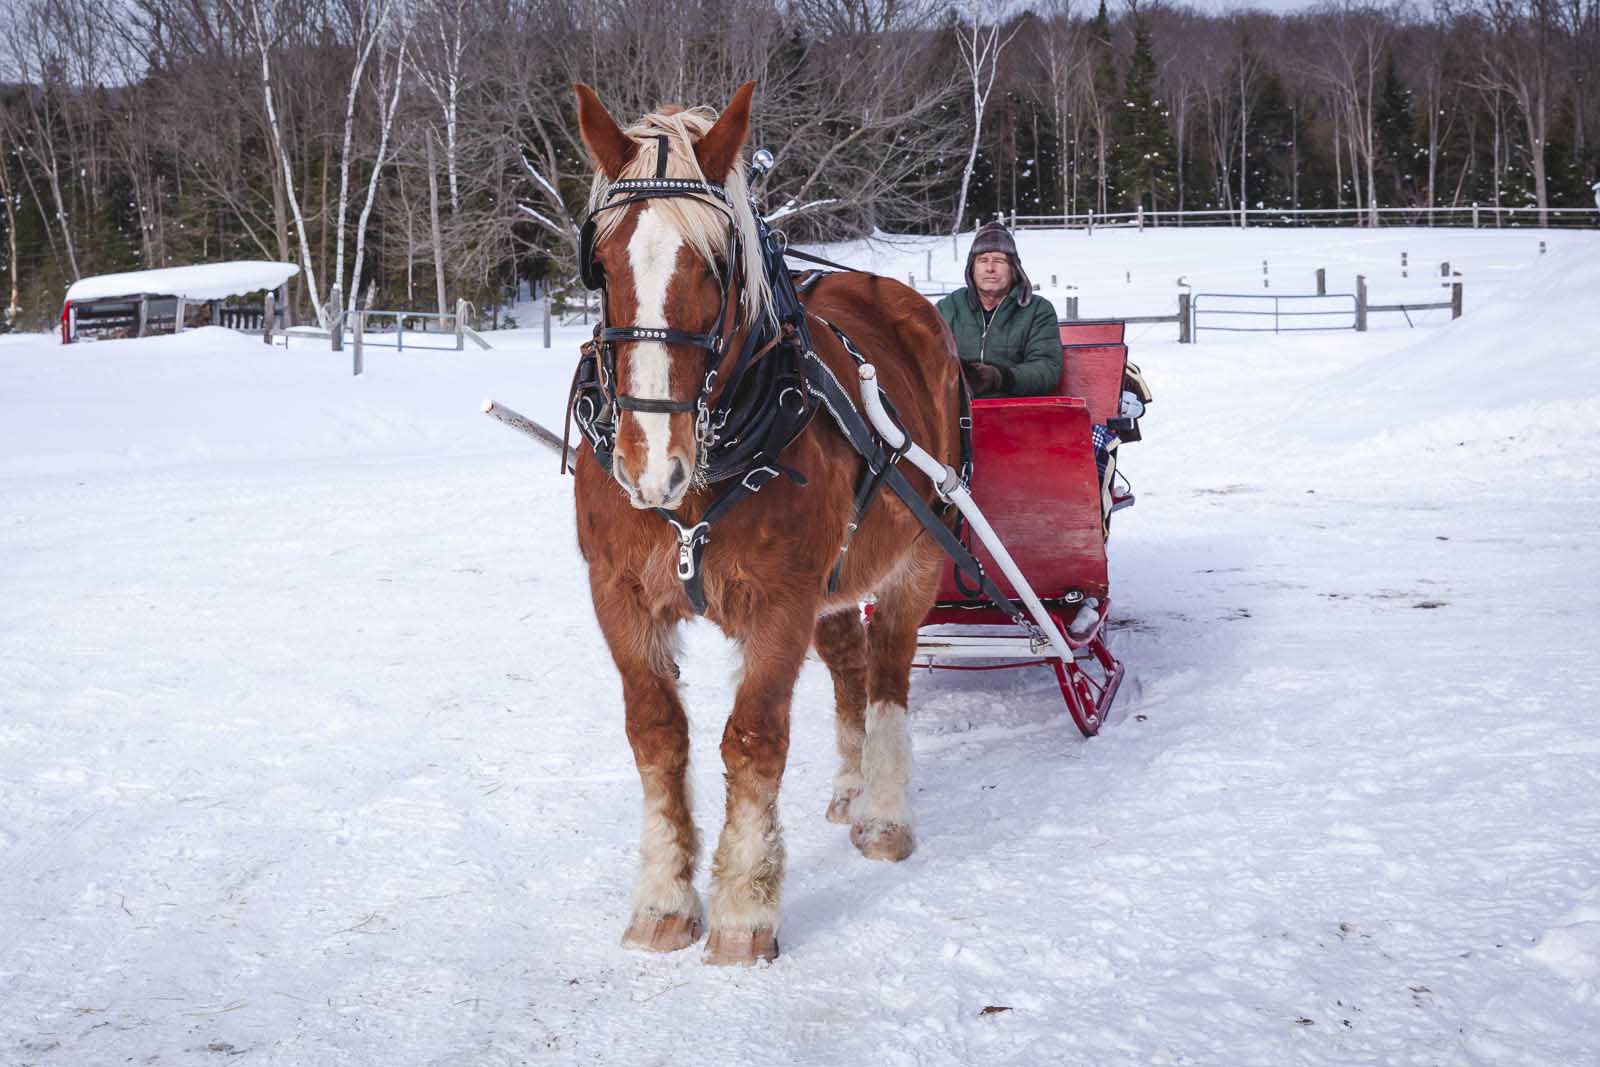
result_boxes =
[973,251,1013,296]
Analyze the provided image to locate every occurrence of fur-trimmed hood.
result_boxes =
[963,221,1033,310]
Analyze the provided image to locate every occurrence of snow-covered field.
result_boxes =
[3,227,1598,1065]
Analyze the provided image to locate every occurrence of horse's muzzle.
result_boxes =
[614,455,691,510]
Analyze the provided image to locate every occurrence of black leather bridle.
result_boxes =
[577,136,747,450]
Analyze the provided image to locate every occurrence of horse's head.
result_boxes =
[575,81,768,511]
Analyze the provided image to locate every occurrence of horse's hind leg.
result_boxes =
[813,608,869,824]
[852,549,942,862]
[596,604,702,953]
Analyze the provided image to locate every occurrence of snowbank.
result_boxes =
[0,326,579,480]
[1288,245,1600,447]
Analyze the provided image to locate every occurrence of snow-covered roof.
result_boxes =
[65,261,300,304]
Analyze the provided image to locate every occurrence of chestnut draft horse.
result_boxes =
[571,82,963,965]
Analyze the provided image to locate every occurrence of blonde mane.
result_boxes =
[587,106,773,329]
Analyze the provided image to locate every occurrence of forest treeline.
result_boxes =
[1,0,1596,330]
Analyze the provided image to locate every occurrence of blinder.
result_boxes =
[578,217,602,290]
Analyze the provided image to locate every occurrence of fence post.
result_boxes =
[396,314,404,352]
[137,297,148,338]
[1178,291,1192,344]
[1440,261,1450,278]
[1316,267,1326,295]
[1472,204,1480,229]
[543,294,552,349]
[1451,279,1463,320]
[926,250,932,279]
[174,296,186,334]
[1064,291,1079,320]
[1137,205,1145,232]
[1087,209,1094,235]
[263,292,274,346]
[908,272,915,288]
[353,311,364,375]
[330,284,343,351]
[1355,274,1368,332]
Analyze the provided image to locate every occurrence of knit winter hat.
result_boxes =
[965,222,1033,309]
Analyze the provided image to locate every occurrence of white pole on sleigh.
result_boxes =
[855,364,1078,667]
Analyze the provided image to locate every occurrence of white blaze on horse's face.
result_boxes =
[615,206,694,510]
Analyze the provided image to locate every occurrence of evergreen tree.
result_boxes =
[1246,72,1297,211]
[1087,0,1120,213]
[1375,50,1416,203]
[1113,13,1176,211]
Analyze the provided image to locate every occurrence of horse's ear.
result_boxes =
[575,84,634,181]
[694,81,756,183]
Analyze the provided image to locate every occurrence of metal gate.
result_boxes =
[1192,292,1357,337]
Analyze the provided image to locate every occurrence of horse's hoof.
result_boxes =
[704,926,779,966]
[851,820,915,862]
[825,789,859,824]
[621,911,703,953]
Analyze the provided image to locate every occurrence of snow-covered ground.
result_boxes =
[3,227,1597,1065]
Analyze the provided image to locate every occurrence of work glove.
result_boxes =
[962,360,1013,397]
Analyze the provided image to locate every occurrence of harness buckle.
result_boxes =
[665,519,710,581]
[740,465,781,492]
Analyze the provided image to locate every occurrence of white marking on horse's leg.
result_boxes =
[829,715,865,823]
[623,208,686,506]
[631,774,701,922]
[709,793,785,933]
[850,701,914,859]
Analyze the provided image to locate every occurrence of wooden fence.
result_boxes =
[1008,204,1600,231]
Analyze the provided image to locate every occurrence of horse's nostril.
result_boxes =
[614,463,636,491]
[666,457,689,496]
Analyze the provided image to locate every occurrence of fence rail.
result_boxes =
[1008,204,1600,232]
[270,296,491,373]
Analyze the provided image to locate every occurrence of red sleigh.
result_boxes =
[914,321,1134,737]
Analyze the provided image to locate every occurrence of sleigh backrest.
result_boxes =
[936,395,1109,603]
[1058,320,1125,347]
[1055,322,1128,428]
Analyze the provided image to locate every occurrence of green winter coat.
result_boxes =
[935,287,1062,396]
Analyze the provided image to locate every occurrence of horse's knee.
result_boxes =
[719,719,789,782]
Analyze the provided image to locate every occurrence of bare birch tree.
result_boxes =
[240,0,325,324]
[346,24,410,313]
[1473,0,1560,224]
[952,0,1021,233]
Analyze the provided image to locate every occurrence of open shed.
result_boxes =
[60,261,300,344]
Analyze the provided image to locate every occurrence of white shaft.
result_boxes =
[856,365,1076,665]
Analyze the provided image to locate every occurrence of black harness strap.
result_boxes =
[655,462,805,614]
[798,328,1027,626]
[782,247,862,274]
